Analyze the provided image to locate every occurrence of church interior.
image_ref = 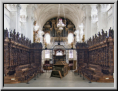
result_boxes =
[3,4,115,88]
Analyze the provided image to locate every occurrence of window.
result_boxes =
[45,50,50,58]
[45,33,50,44]
[68,33,73,44]
[69,50,73,58]
[56,51,63,56]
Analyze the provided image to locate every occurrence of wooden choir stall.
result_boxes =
[76,28,114,83]
[4,29,42,84]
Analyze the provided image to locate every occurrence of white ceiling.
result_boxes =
[32,4,86,29]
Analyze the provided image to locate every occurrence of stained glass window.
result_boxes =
[45,50,50,58]
[69,50,73,58]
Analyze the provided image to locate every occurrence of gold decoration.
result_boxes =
[33,31,36,43]
[82,34,85,42]
[71,42,73,49]
[43,17,74,36]
[45,42,47,48]
[36,37,40,43]
[33,30,39,43]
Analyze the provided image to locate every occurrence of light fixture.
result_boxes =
[57,4,66,30]
[57,19,66,28]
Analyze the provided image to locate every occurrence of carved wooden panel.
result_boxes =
[76,28,114,78]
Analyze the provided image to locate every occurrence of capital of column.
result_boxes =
[17,4,21,15]
[91,4,98,16]
[82,5,91,17]
[10,11,17,16]
[20,5,28,17]
[20,15,27,22]
[100,4,108,13]
[17,4,21,10]
[91,15,98,23]
[7,4,17,11]
[26,5,33,14]
[26,16,34,21]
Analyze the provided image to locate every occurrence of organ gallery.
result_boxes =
[3,3,115,88]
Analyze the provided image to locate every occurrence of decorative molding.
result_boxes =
[20,15,26,22]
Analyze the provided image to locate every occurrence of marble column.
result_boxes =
[73,50,77,60]
[91,5,98,36]
[112,4,114,30]
[83,5,91,40]
[74,29,80,42]
[17,4,21,34]
[98,4,108,32]
[82,17,86,41]
[79,23,84,42]
[20,4,28,37]
[9,4,17,31]
[91,22,97,36]
[21,22,27,37]
[42,50,45,64]
[4,7,10,30]
[66,50,69,64]
[26,5,34,43]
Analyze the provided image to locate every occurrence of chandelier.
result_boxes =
[57,4,66,31]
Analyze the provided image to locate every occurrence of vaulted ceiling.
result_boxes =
[32,4,86,29]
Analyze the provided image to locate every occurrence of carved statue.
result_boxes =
[35,37,40,43]
[33,30,38,43]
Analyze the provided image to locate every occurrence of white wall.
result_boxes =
[4,8,10,30]
[96,4,113,36]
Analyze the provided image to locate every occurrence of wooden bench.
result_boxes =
[81,64,103,82]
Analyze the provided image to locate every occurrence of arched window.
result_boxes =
[69,50,73,58]
[68,33,74,44]
[45,50,50,58]
[45,33,50,44]
[56,51,63,56]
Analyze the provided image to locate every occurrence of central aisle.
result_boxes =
[4,70,114,87]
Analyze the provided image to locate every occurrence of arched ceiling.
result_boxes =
[33,4,86,29]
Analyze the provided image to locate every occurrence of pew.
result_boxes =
[14,63,40,82]
[81,64,103,82]
[15,64,31,82]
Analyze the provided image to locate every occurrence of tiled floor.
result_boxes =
[4,70,114,88]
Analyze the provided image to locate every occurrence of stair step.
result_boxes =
[4,76,20,84]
